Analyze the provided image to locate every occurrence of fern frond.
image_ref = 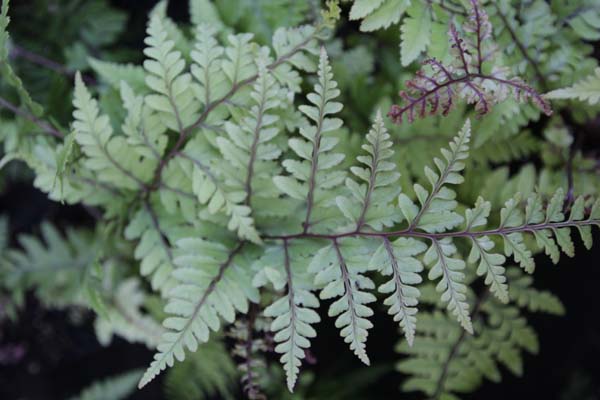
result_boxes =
[472,130,539,164]
[3,223,97,309]
[192,25,258,115]
[471,100,537,147]
[154,26,319,240]
[274,47,345,233]
[271,24,320,76]
[94,278,164,348]
[183,149,248,224]
[228,315,269,400]
[495,191,596,271]
[398,270,563,399]
[139,240,258,388]
[545,67,600,105]
[565,2,600,41]
[222,33,259,96]
[26,140,124,208]
[184,24,317,136]
[470,234,508,302]
[481,301,540,376]
[388,0,551,124]
[397,312,467,398]
[6,1,600,397]
[267,118,600,354]
[149,1,193,56]
[178,63,284,243]
[309,238,376,365]
[569,196,594,250]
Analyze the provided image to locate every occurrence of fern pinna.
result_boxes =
[1,0,600,398]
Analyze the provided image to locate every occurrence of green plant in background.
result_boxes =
[67,369,143,400]
[397,267,565,399]
[1,0,600,399]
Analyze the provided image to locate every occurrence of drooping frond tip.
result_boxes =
[388,0,551,124]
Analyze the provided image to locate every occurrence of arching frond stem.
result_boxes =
[265,218,600,242]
